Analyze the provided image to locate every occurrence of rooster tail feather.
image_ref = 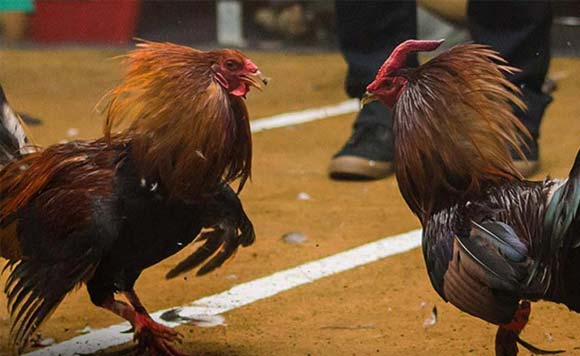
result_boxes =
[0,85,34,166]
[4,253,98,353]
[544,148,580,250]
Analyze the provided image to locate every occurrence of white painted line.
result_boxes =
[26,229,422,356]
[250,99,359,133]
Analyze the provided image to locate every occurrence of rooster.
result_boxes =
[362,39,579,355]
[0,41,267,355]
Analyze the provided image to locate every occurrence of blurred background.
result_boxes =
[1,0,579,56]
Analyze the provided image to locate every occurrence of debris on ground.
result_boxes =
[160,308,184,322]
[66,128,79,137]
[29,333,55,348]
[282,231,308,244]
[19,113,43,126]
[423,306,438,329]
[321,323,375,330]
[297,192,311,200]
[76,325,94,335]
[160,308,226,328]
[187,314,226,328]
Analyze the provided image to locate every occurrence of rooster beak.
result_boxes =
[360,91,378,107]
[244,71,270,91]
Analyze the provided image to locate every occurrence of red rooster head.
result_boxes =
[362,39,531,217]
[210,52,269,97]
[103,41,269,199]
[363,39,444,108]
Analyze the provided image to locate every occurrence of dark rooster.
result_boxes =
[363,39,579,355]
[0,41,267,355]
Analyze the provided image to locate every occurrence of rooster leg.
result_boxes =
[495,301,530,356]
[100,293,188,356]
[495,301,564,356]
[123,289,184,341]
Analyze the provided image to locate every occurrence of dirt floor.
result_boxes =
[0,47,579,356]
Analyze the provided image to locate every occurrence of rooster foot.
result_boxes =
[133,313,188,356]
[495,301,565,356]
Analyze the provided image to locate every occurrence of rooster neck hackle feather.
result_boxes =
[393,44,529,219]
[104,41,252,200]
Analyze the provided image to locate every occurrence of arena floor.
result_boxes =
[0,48,579,355]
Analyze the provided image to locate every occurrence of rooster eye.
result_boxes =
[384,80,392,88]
[225,60,240,71]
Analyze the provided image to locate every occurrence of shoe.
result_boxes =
[329,103,394,180]
[512,137,539,177]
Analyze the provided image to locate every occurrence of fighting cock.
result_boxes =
[363,39,579,355]
[0,41,267,355]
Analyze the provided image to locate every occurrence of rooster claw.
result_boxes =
[135,328,188,356]
[496,328,565,356]
[132,314,187,355]
[517,336,565,355]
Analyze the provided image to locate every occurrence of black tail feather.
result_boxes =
[4,252,98,353]
[544,148,580,250]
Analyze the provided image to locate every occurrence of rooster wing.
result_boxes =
[166,184,255,278]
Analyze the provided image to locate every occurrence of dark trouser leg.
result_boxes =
[331,1,417,179]
[468,1,553,164]
[337,1,418,101]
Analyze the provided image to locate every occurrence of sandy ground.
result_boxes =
[0,48,579,356]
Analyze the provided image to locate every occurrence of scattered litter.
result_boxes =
[188,314,226,328]
[159,309,226,328]
[420,301,428,309]
[545,332,554,342]
[160,308,184,322]
[19,113,43,126]
[423,306,438,329]
[29,333,55,348]
[59,139,69,144]
[282,231,308,244]
[297,192,311,200]
[321,323,375,330]
[77,326,94,335]
[226,274,238,281]
[66,128,79,138]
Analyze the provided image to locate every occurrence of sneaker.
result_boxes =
[328,102,393,180]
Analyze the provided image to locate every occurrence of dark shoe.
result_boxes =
[512,137,539,177]
[329,102,394,180]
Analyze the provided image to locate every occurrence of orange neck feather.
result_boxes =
[393,44,528,218]
[104,41,252,200]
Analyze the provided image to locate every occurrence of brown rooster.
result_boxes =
[363,39,579,355]
[0,41,267,355]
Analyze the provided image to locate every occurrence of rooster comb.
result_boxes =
[377,39,445,78]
